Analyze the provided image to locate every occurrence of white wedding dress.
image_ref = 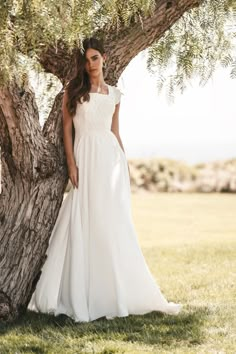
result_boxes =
[27,84,182,322]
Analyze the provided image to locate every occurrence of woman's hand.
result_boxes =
[68,163,79,189]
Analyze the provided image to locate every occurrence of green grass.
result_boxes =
[1,193,235,354]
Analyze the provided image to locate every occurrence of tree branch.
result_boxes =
[0,81,59,179]
[37,0,203,85]
[103,0,204,84]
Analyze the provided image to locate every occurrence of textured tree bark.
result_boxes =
[0,0,202,322]
[0,82,69,321]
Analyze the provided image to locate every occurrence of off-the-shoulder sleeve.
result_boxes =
[114,86,122,105]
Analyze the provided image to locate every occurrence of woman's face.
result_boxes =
[84,48,106,77]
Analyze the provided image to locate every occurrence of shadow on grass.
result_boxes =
[0,305,208,348]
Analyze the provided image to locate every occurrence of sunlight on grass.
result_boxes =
[0,193,235,353]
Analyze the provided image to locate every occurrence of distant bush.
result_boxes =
[128,158,236,193]
[65,158,236,194]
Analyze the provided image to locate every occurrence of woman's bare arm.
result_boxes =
[62,90,78,188]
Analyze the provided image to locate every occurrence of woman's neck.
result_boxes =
[90,74,106,87]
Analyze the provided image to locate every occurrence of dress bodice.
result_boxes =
[73,85,121,143]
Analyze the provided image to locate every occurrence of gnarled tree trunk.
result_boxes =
[0,0,202,322]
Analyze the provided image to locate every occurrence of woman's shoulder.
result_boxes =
[108,85,122,104]
[108,84,121,92]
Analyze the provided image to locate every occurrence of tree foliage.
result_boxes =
[0,0,235,97]
[0,0,156,85]
[147,0,236,101]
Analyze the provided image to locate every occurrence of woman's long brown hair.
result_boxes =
[65,37,106,117]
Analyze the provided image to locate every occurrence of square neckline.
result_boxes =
[89,84,110,96]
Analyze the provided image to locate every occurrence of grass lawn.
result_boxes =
[0,193,235,354]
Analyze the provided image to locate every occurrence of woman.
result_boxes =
[27,37,182,322]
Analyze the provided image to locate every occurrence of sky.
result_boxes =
[117,50,236,165]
